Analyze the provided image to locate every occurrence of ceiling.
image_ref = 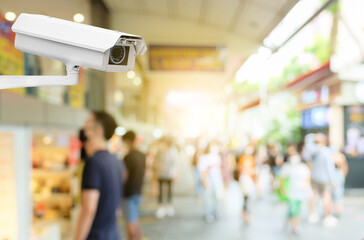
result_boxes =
[105,0,298,43]
[0,0,91,24]
[1,0,300,113]
[106,0,299,105]
[1,0,299,93]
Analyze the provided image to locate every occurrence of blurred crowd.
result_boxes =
[186,132,349,235]
[136,131,349,237]
[75,111,349,240]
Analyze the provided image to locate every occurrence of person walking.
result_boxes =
[280,144,311,235]
[198,142,224,223]
[122,131,146,240]
[309,133,338,227]
[332,147,349,218]
[73,111,123,240]
[267,144,284,177]
[154,137,179,219]
[238,144,256,225]
[192,145,204,199]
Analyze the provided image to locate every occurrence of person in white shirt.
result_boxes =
[198,142,224,223]
[280,144,311,235]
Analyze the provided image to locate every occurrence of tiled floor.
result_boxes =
[135,182,364,240]
[119,159,364,240]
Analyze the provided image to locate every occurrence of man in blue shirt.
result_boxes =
[74,111,123,240]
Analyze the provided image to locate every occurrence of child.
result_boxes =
[280,145,311,235]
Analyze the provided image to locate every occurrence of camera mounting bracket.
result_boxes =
[0,63,79,89]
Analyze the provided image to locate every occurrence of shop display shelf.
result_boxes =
[33,193,72,202]
[32,169,73,178]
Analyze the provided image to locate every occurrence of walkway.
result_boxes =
[137,183,364,240]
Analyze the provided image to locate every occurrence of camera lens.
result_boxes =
[110,46,126,64]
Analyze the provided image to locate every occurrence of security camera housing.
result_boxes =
[12,13,147,72]
[0,13,147,89]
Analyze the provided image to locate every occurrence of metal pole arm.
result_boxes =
[0,63,80,89]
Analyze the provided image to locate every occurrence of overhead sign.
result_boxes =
[301,85,330,104]
[149,45,225,71]
[302,106,329,130]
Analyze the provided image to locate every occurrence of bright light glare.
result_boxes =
[258,46,272,59]
[183,126,200,138]
[166,90,207,107]
[235,47,271,83]
[133,77,142,86]
[186,145,196,156]
[236,54,258,83]
[127,71,136,79]
[5,12,16,21]
[153,129,163,139]
[73,13,85,23]
[263,0,321,49]
[224,85,233,95]
[115,127,126,136]
[42,135,53,145]
[355,82,364,103]
[114,90,124,105]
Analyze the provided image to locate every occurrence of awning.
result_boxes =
[285,61,333,92]
[239,61,334,112]
[240,99,260,111]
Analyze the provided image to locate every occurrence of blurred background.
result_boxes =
[0,0,364,239]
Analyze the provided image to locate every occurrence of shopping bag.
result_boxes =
[275,176,290,202]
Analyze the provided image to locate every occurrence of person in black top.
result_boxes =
[73,111,123,240]
[267,144,284,177]
[122,131,146,240]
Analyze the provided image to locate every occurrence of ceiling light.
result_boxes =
[115,127,126,136]
[5,12,16,21]
[73,13,84,23]
[153,129,163,139]
[133,77,142,86]
[42,135,53,145]
[127,71,136,79]
[114,90,124,106]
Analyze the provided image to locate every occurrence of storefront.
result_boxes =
[0,90,89,240]
[287,64,364,188]
[301,106,330,135]
[31,127,82,240]
[344,106,364,188]
[285,62,340,138]
[0,127,85,240]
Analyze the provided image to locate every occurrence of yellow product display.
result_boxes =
[0,22,25,95]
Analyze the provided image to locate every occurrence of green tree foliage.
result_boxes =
[232,36,330,93]
[321,0,339,15]
[268,57,311,91]
[304,36,331,64]
[260,99,302,148]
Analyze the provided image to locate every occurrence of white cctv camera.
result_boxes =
[0,13,147,89]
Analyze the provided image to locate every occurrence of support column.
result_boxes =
[87,0,116,112]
